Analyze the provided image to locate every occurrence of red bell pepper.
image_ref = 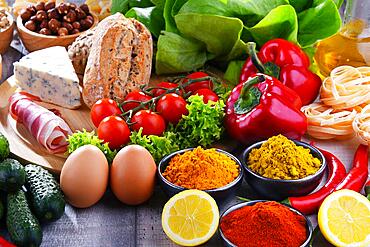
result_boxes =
[0,237,16,247]
[365,180,370,201]
[240,39,321,105]
[225,74,307,145]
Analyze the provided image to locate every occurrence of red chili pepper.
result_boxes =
[0,237,16,247]
[335,144,369,192]
[284,146,347,215]
[239,40,321,105]
[224,74,307,145]
[365,180,370,201]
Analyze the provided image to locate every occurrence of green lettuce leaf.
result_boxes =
[224,60,245,85]
[156,31,207,74]
[112,0,130,14]
[245,5,298,47]
[297,0,341,47]
[126,6,165,38]
[128,0,153,8]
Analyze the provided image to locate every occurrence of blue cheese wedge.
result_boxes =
[14,46,81,109]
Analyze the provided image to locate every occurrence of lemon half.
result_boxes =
[161,190,219,246]
[318,189,370,247]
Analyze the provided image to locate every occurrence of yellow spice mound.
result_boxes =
[162,147,239,190]
[248,135,321,180]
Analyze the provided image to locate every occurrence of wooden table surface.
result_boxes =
[0,1,350,246]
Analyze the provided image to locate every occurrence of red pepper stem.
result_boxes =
[247,42,266,74]
[234,75,264,114]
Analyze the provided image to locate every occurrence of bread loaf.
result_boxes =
[82,13,153,108]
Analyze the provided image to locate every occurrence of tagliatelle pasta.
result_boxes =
[320,66,370,109]
[353,104,370,145]
[301,103,357,140]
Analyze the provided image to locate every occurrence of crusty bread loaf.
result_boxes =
[82,13,153,108]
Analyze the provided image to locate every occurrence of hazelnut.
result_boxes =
[29,15,37,22]
[25,20,37,32]
[47,8,60,20]
[72,21,80,30]
[71,28,80,34]
[20,9,32,21]
[39,28,51,35]
[86,15,94,22]
[44,1,55,11]
[58,27,69,36]
[79,4,90,14]
[35,2,45,11]
[36,10,48,22]
[40,19,48,29]
[48,18,61,33]
[26,5,36,15]
[63,9,77,23]
[69,3,77,9]
[80,18,93,30]
[75,7,86,20]
[57,3,69,15]
[62,21,73,31]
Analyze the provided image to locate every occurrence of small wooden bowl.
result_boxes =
[16,13,98,52]
[0,12,15,54]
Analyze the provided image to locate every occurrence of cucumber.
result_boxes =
[0,158,26,192]
[7,189,42,247]
[25,164,65,222]
[0,132,9,161]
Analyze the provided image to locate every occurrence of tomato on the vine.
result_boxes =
[156,93,188,125]
[152,82,178,97]
[122,91,152,112]
[193,88,219,103]
[91,98,122,128]
[131,110,166,136]
[184,72,213,93]
[97,116,131,150]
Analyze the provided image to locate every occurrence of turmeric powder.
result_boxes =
[248,135,322,180]
[162,146,240,190]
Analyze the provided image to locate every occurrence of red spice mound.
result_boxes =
[220,201,307,247]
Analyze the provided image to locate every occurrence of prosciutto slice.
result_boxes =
[9,92,72,154]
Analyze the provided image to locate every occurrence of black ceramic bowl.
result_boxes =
[219,200,313,247]
[158,148,243,200]
[241,140,326,201]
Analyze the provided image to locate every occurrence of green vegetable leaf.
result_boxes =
[245,5,298,47]
[129,128,179,162]
[171,95,225,149]
[297,0,341,47]
[156,31,207,74]
[128,0,154,8]
[111,0,130,14]
[126,6,165,38]
[289,0,313,12]
[151,0,166,9]
[224,60,245,85]
[67,129,117,164]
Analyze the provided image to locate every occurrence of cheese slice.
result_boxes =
[14,46,81,109]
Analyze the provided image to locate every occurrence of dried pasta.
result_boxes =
[353,104,370,145]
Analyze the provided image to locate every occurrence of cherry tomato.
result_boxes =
[184,72,213,93]
[156,93,188,125]
[91,98,122,128]
[122,91,152,112]
[193,88,219,103]
[98,116,131,150]
[131,110,166,136]
[152,82,178,97]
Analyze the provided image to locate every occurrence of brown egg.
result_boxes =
[110,145,156,205]
[60,145,108,208]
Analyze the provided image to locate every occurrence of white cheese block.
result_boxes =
[13,46,81,109]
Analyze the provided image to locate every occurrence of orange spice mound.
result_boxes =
[162,146,239,190]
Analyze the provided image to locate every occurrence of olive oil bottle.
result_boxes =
[314,0,370,77]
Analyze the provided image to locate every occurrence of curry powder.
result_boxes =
[162,146,239,190]
[248,135,321,179]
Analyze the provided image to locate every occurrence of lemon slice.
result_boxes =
[318,189,370,247]
[162,190,219,246]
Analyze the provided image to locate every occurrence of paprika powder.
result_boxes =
[220,201,307,247]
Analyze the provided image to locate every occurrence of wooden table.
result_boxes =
[1,1,358,246]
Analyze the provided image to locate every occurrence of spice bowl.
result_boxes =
[158,148,243,201]
[219,200,313,247]
[16,13,99,52]
[0,11,15,54]
[241,139,326,201]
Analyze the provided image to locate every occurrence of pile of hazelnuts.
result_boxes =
[20,2,94,36]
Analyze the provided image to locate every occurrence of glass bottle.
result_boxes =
[314,0,370,77]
